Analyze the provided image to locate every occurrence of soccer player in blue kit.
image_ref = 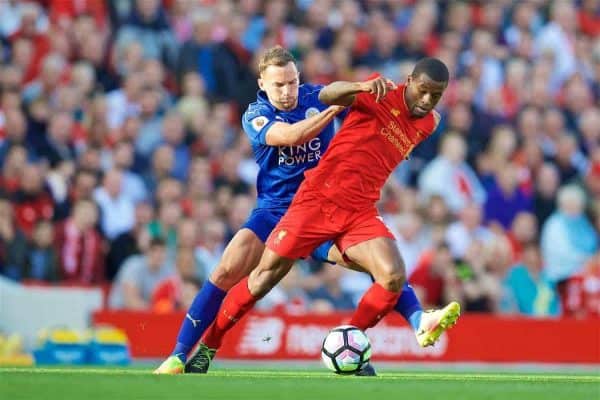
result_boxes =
[155,47,452,375]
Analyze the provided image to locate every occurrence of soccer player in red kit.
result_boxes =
[202,58,460,372]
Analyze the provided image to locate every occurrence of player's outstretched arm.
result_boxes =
[318,77,397,106]
[265,105,345,146]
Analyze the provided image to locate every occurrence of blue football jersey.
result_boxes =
[242,83,335,209]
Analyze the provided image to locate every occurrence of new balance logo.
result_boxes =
[186,313,202,328]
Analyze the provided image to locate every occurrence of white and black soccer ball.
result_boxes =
[321,325,372,374]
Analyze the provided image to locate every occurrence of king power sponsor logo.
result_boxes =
[278,138,322,166]
[236,316,448,358]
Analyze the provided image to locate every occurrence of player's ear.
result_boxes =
[258,78,264,91]
[407,74,413,86]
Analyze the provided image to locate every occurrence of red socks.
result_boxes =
[202,277,258,349]
[349,283,401,331]
[202,280,400,348]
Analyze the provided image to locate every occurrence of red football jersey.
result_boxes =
[304,83,439,210]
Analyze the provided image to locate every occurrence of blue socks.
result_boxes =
[172,280,423,362]
[394,282,423,331]
[172,280,227,362]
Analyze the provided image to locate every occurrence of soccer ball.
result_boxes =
[321,325,371,374]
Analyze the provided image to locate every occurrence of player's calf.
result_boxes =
[247,250,295,297]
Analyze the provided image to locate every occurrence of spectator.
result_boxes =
[306,265,356,312]
[389,212,431,277]
[420,194,452,245]
[224,194,253,239]
[22,52,65,106]
[563,252,600,318]
[419,133,486,213]
[534,1,577,91]
[93,169,135,240]
[105,201,154,281]
[455,241,503,313]
[557,134,590,184]
[151,248,202,313]
[147,202,182,258]
[0,197,28,280]
[410,243,462,309]
[54,199,104,284]
[506,211,539,263]
[160,111,189,181]
[213,149,250,195]
[533,163,560,225]
[109,141,148,204]
[135,86,164,160]
[114,0,177,69]
[45,160,75,221]
[105,73,142,131]
[24,220,59,282]
[501,243,560,317]
[179,10,252,101]
[37,111,77,167]
[55,169,98,220]
[484,164,533,230]
[0,146,27,196]
[175,71,209,129]
[12,163,54,237]
[109,238,174,310]
[143,145,175,194]
[0,108,29,166]
[541,184,598,283]
[578,107,600,157]
[446,202,494,259]
[195,218,226,278]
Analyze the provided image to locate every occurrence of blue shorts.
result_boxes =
[242,207,334,263]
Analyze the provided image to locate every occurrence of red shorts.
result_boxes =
[266,185,394,259]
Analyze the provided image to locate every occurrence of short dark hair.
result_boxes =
[411,58,449,83]
[258,46,296,75]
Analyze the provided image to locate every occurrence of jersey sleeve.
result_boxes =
[242,105,278,146]
[300,83,326,106]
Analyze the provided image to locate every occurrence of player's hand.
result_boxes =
[328,105,347,114]
[360,77,397,102]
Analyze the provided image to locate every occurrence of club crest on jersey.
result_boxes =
[251,116,269,131]
[305,107,319,118]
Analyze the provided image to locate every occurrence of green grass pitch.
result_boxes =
[1,366,598,400]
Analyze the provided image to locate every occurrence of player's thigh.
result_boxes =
[266,196,339,260]
[343,237,406,292]
[326,244,368,273]
[248,247,295,297]
[210,228,266,290]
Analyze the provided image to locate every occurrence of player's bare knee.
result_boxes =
[210,262,243,290]
[249,268,277,298]
[378,265,406,292]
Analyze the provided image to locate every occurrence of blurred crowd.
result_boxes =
[0,0,598,318]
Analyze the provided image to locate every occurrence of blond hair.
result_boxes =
[258,46,296,75]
